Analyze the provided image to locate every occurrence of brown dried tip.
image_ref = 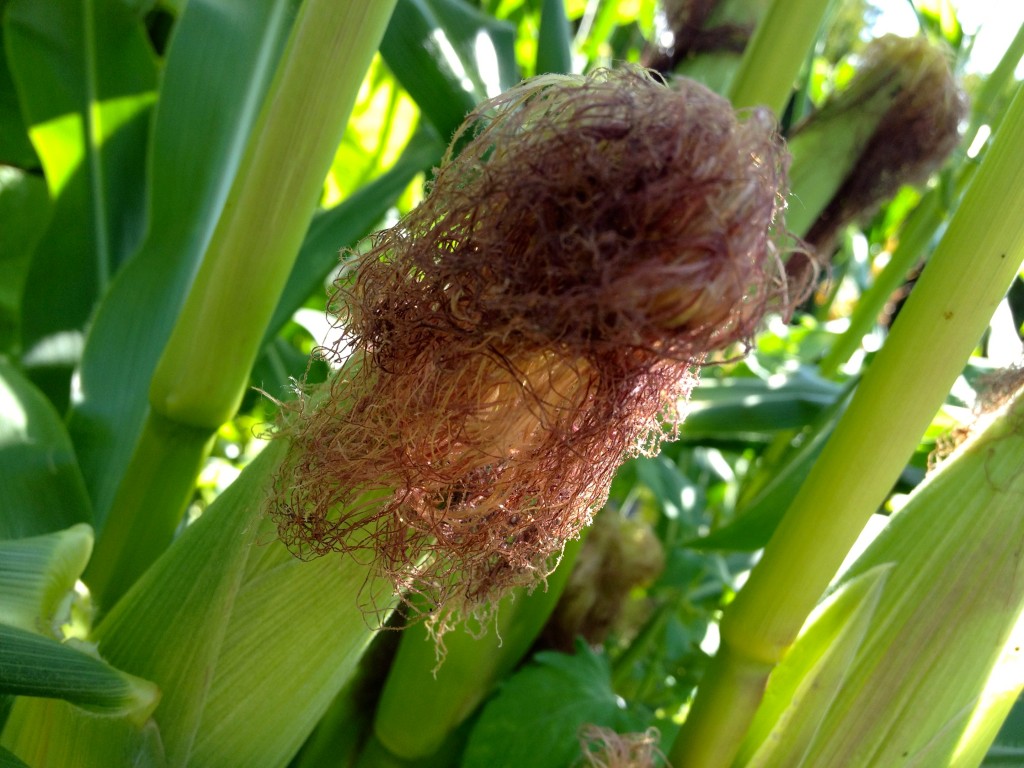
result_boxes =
[930,362,1024,468]
[269,66,794,616]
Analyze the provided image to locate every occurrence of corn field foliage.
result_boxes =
[1,0,1023,767]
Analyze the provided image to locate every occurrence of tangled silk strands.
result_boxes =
[270,66,797,617]
[577,725,665,768]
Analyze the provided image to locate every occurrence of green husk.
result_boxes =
[739,371,1024,766]
[789,34,965,250]
[735,565,890,765]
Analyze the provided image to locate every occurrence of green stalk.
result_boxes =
[670,81,1024,768]
[85,414,214,608]
[370,537,583,762]
[727,0,831,114]
[87,0,398,609]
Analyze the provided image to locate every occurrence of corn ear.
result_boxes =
[786,34,964,241]
[739,375,1024,766]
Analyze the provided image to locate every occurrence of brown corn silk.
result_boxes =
[578,725,663,768]
[270,67,793,615]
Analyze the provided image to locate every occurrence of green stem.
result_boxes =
[149,0,397,429]
[670,80,1024,767]
[372,536,584,761]
[85,413,213,608]
[537,0,573,75]
[727,0,831,114]
[88,0,397,608]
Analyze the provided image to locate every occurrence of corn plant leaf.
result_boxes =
[462,642,650,768]
[381,0,518,140]
[686,383,854,551]
[4,0,157,408]
[65,0,297,531]
[0,745,30,768]
[682,373,842,439]
[0,624,159,723]
[735,565,890,766]
[0,524,92,635]
[985,700,1024,766]
[0,358,91,539]
[325,55,423,204]
[0,168,50,354]
[0,36,37,169]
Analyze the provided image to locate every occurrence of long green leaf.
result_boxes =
[682,373,842,439]
[0,744,30,768]
[688,384,854,551]
[381,0,518,140]
[5,0,157,407]
[0,168,49,355]
[0,358,91,539]
[0,624,158,722]
[0,35,37,169]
